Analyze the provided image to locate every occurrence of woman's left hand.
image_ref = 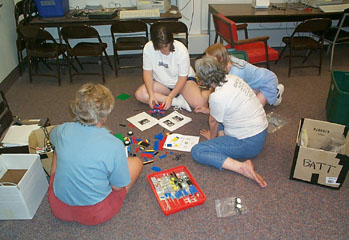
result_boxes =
[162,95,173,110]
[200,129,211,140]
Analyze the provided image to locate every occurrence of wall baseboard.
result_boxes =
[0,65,21,93]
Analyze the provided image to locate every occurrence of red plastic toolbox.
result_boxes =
[147,165,206,216]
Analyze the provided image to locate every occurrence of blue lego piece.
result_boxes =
[154,133,164,141]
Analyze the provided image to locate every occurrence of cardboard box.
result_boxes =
[28,126,56,176]
[290,118,349,189]
[0,154,48,219]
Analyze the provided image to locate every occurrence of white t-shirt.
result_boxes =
[209,75,268,140]
[143,40,195,89]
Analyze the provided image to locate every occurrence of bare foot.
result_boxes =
[239,160,267,188]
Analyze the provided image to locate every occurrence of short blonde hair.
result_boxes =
[71,83,114,125]
[205,43,232,72]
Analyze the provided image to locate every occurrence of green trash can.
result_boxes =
[227,48,248,61]
[326,71,349,126]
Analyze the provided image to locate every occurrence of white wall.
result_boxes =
[0,0,18,84]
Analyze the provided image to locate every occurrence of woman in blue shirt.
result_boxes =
[48,83,143,225]
[205,43,284,107]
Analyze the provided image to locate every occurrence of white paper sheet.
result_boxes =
[1,124,40,147]
[164,133,200,152]
[158,111,192,132]
[126,112,158,131]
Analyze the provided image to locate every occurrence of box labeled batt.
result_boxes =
[0,154,48,219]
[290,118,349,189]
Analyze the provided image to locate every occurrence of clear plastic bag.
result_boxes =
[267,112,287,133]
[215,196,247,217]
[319,132,346,154]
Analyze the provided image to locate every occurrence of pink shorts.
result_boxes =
[48,173,126,225]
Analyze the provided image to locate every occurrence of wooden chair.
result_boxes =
[314,9,349,70]
[150,21,189,48]
[61,25,113,83]
[110,20,148,76]
[18,26,69,86]
[212,13,279,69]
[277,18,332,77]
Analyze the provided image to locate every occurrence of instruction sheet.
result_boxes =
[164,133,199,152]
[158,111,192,132]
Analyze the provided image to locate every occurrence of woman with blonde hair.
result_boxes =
[205,43,284,107]
[48,83,143,225]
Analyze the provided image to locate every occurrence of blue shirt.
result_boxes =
[50,122,130,206]
[229,55,274,90]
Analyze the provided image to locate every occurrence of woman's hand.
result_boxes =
[200,129,211,140]
[162,95,173,110]
[148,95,158,109]
[194,106,210,114]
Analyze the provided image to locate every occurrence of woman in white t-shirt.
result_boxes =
[191,56,268,188]
[135,24,210,112]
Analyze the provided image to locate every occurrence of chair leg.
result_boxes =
[113,48,118,76]
[63,53,79,73]
[34,58,39,74]
[42,58,53,71]
[302,50,313,64]
[103,49,113,70]
[330,43,335,71]
[56,56,61,86]
[275,46,287,64]
[67,56,73,83]
[264,42,270,69]
[28,57,33,83]
[100,55,105,84]
[319,48,323,75]
[75,56,84,70]
[326,43,332,55]
[288,47,292,77]
[17,49,23,76]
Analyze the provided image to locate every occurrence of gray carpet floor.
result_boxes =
[0,46,348,240]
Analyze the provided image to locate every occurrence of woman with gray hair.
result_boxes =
[48,83,143,225]
[191,56,268,188]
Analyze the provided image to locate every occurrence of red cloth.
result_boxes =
[48,173,126,225]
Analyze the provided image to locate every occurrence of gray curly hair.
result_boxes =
[71,83,114,125]
[195,56,227,88]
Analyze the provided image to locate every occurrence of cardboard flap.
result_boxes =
[0,154,37,170]
[299,118,348,154]
[0,157,8,179]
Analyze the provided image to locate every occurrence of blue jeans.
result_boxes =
[191,128,267,170]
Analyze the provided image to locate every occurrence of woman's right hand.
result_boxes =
[200,129,211,140]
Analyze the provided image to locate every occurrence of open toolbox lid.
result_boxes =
[147,165,206,216]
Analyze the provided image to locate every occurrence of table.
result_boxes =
[208,3,343,43]
[29,7,182,28]
[29,6,182,42]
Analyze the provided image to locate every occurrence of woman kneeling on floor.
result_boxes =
[191,56,268,188]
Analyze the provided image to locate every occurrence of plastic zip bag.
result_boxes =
[215,196,247,217]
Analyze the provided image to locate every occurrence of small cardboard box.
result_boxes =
[28,126,56,176]
[290,118,349,189]
[0,154,48,219]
